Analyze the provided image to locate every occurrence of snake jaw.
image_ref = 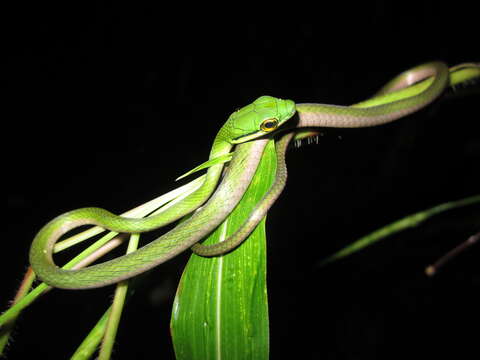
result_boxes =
[231,131,269,144]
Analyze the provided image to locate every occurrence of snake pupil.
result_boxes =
[261,118,278,132]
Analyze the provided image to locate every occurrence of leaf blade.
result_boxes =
[171,140,276,360]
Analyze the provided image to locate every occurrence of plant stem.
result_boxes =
[70,307,112,360]
[98,234,140,360]
[425,231,480,276]
[0,235,125,327]
[0,267,36,356]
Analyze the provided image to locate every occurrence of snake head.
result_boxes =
[227,96,296,144]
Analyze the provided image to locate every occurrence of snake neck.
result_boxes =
[203,129,234,187]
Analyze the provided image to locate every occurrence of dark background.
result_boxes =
[3,2,480,359]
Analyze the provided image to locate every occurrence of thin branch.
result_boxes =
[425,231,480,276]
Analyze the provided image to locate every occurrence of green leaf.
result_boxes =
[319,194,480,266]
[170,140,276,360]
[176,153,234,181]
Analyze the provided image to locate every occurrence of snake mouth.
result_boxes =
[231,130,268,144]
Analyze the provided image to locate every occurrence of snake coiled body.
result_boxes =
[29,61,480,289]
[29,97,295,289]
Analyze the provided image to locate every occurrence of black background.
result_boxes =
[3,2,480,359]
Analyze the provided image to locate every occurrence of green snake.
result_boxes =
[29,61,480,289]
[29,96,296,289]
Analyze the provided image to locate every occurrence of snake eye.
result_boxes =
[260,118,279,132]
